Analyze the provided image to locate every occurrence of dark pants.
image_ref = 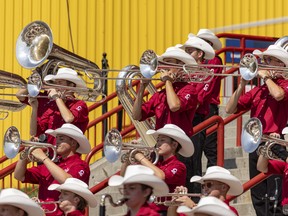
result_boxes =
[178,113,206,202]
[249,145,283,216]
[204,104,219,168]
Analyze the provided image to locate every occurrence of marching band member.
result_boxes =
[0,188,44,216]
[109,165,169,216]
[167,166,242,216]
[121,124,194,216]
[196,29,223,169]
[48,178,97,216]
[16,67,89,145]
[226,44,288,215]
[14,124,91,216]
[132,46,199,138]
[176,196,236,216]
[178,33,215,198]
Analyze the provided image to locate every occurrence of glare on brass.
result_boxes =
[104,128,159,164]
[4,126,57,162]
[241,118,288,160]
[153,193,202,206]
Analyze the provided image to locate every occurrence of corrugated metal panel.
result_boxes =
[0,0,287,162]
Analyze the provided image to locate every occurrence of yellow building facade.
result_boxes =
[0,0,287,163]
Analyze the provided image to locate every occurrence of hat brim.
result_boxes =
[180,204,236,216]
[190,173,243,196]
[0,196,44,216]
[146,128,194,157]
[197,33,222,50]
[48,183,97,207]
[108,174,169,196]
[45,128,91,154]
[158,50,197,65]
[253,46,288,67]
[44,74,86,88]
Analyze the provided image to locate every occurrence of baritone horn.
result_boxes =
[4,126,57,162]
[100,194,127,216]
[104,128,159,164]
[241,118,288,160]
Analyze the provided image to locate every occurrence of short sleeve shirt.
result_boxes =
[141,82,198,136]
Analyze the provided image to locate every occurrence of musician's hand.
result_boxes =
[30,136,40,142]
[161,70,176,83]
[269,132,280,139]
[174,186,188,194]
[30,148,47,161]
[175,196,196,209]
[257,69,271,79]
[47,89,61,100]
[140,79,150,88]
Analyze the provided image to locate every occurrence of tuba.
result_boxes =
[116,65,157,147]
[241,118,288,160]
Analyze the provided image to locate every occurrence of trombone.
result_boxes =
[152,193,202,206]
[104,128,159,164]
[3,126,57,162]
[241,118,288,160]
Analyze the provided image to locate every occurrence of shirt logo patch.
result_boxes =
[79,170,85,176]
[76,106,82,111]
[203,83,209,91]
[171,168,178,175]
[185,94,191,100]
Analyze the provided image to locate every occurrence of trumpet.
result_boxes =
[241,118,288,160]
[100,194,127,216]
[104,128,159,164]
[152,193,202,206]
[3,126,57,162]
[32,197,61,214]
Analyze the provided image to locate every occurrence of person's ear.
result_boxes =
[143,188,152,198]
[74,196,81,205]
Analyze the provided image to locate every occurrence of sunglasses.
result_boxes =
[201,182,217,190]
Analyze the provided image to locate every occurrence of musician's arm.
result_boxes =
[257,154,269,173]
[132,82,148,120]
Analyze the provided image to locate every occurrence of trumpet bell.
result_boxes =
[139,50,158,78]
[4,126,21,159]
[104,128,122,163]
[16,21,53,69]
[241,117,262,153]
[239,53,258,81]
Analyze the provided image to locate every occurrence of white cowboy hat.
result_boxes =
[176,196,236,216]
[0,188,44,216]
[282,127,288,134]
[45,123,91,154]
[48,178,97,208]
[180,34,215,60]
[44,67,86,88]
[108,165,169,196]
[158,46,197,65]
[197,29,222,50]
[146,124,194,157]
[253,45,288,67]
[190,166,243,196]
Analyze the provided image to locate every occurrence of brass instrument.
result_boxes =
[32,197,61,214]
[99,194,127,216]
[104,128,159,164]
[16,21,105,102]
[274,36,288,51]
[241,118,288,159]
[4,126,57,162]
[153,193,202,206]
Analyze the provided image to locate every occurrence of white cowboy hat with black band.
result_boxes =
[197,29,222,50]
[45,123,91,154]
[158,46,197,65]
[253,44,288,67]
[108,165,169,196]
[180,34,215,60]
[146,124,194,157]
[190,166,243,196]
[177,196,236,216]
[0,188,45,216]
[44,67,86,88]
[48,178,97,207]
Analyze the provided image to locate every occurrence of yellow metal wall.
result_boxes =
[0,0,287,161]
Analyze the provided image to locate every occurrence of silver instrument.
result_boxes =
[4,126,57,162]
[104,128,159,164]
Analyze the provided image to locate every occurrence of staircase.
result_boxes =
[88,105,257,216]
